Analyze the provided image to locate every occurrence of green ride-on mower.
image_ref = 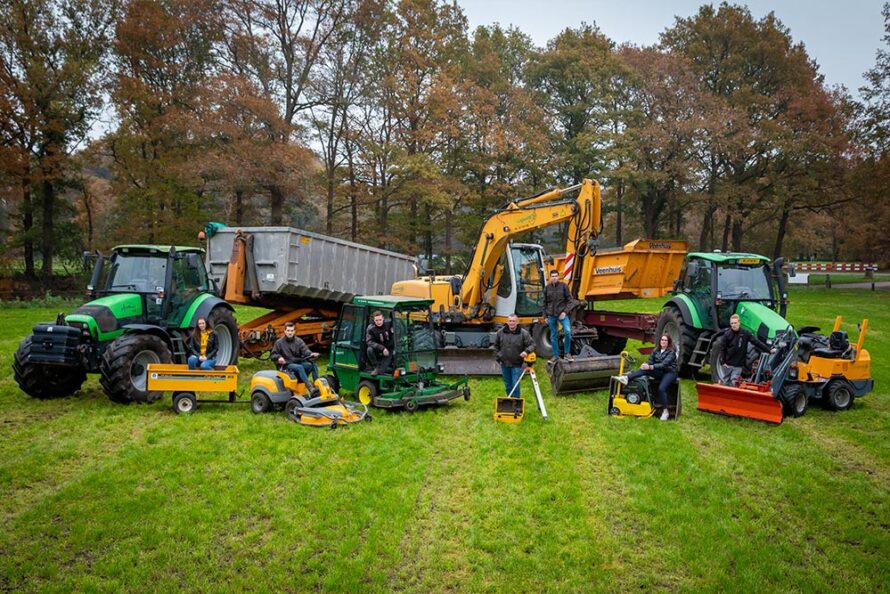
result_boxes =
[655,251,790,379]
[328,295,470,411]
[13,245,238,404]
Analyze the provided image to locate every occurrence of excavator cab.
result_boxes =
[493,243,547,318]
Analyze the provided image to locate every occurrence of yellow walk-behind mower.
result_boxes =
[607,352,681,419]
[249,369,369,428]
[696,318,873,424]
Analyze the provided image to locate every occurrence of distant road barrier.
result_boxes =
[791,262,878,273]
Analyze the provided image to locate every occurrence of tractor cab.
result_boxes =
[330,295,469,410]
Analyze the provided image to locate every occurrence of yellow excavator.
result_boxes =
[391,179,687,389]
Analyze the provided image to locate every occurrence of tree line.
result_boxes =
[2,0,889,280]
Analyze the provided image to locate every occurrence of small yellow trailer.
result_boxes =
[146,364,240,414]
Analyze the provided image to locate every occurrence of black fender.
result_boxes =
[120,324,173,345]
[193,296,234,324]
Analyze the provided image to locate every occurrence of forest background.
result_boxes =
[3,0,890,283]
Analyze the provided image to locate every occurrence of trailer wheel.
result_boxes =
[825,380,854,411]
[251,391,271,414]
[173,392,197,415]
[780,384,808,418]
[656,306,700,376]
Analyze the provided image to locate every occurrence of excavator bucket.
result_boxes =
[547,351,621,394]
[695,382,783,424]
[437,347,502,375]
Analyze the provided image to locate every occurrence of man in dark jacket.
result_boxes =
[365,310,395,374]
[543,270,573,362]
[493,313,535,398]
[719,314,776,386]
[271,322,320,389]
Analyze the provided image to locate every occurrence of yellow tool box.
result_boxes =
[494,397,524,423]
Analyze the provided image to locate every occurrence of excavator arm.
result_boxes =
[459,179,602,310]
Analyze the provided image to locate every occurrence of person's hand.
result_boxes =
[520,351,528,358]
[770,348,777,353]
[558,312,566,321]
[641,363,650,371]
[199,355,206,362]
[311,352,320,359]
[277,356,285,365]
[383,348,389,356]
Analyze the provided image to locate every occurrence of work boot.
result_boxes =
[564,354,574,362]
[660,408,670,421]
[612,375,628,386]
[549,356,559,364]
[371,368,379,376]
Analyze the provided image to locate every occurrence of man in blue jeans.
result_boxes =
[493,314,535,398]
[543,270,573,362]
[271,322,321,396]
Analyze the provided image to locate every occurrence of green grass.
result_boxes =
[805,273,890,285]
[1,290,888,592]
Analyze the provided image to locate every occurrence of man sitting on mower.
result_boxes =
[271,322,321,394]
[719,314,776,386]
[614,334,678,421]
[365,310,395,375]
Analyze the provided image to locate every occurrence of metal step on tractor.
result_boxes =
[13,245,238,404]
[655,251,790,379]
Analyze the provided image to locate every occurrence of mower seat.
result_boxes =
[812,331,852,359]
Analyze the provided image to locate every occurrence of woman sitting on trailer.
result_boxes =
[186,317,218,370]
[614,334,678,421]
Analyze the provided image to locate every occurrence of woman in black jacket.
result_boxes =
[615,334,677,421]
[185,317,218,370]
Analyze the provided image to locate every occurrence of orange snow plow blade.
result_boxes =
[695,382,783,425]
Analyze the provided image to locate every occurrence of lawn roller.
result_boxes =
[495,353,548,423]
[607,352,681,419]
[546,345,621,394]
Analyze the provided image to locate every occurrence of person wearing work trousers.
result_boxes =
[494,313,535,398]
[719,314,775,386]
[271,322,321,393]
[615,334,678,421]
[543,270,573,362]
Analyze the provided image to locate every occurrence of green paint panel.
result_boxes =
[736,301,791,339]
[687,252,769,264]
[352,295,433,308]
[178,293,213,328]
[671,294,703,328]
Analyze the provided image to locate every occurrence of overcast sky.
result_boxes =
[458,0,886,95]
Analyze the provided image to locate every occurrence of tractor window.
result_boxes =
[495,255,511,299]
[105,254,167,294]
[512,246,545,316]
[717,265,772,300]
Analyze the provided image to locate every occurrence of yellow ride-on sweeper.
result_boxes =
[607,352,681,419]
[249,368,369,428]
[696,318,873,424]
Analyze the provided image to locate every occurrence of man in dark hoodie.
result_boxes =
[719,314,775,386]
[365,310,395,375]
[544,269,573,362]
[271,322,320,391]
[494,313,535,398]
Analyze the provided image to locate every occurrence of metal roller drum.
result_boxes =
[547,352,621,394]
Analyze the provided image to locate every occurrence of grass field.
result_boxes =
[1,289,888,592]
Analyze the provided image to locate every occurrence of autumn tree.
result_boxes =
[0,0,118,276]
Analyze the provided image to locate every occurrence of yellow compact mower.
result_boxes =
[607,352,681,419]
[249,369,369,428]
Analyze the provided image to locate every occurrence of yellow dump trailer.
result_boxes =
[146,364,240,414]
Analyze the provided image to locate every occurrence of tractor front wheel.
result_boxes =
[656,306,700,377]
[100,333,172,404]
[208,307,239,365]
[356,380,378,406]
[13,336,87,399]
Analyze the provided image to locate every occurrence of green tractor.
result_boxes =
[328,295,470,411]
[654,251,790,380]
[13,245,238,403]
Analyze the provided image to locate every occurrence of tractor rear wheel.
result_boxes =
[13,336,87,399]
[709,336,729,384]
[208,307,239,365]
[780,383,808,418]
[825,380,854,411]
[656,306,700,377]
[100,333,172,404]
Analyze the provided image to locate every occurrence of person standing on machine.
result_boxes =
[494,313,535,398]
[614,334,678,421]
[544,270,573,362]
